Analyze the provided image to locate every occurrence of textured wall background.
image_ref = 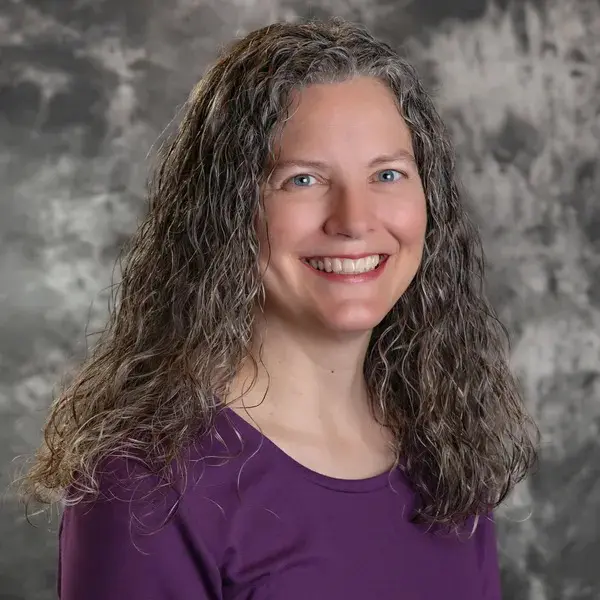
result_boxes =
[1,0,599,599]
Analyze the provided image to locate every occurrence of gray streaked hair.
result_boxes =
[17,17,539,531]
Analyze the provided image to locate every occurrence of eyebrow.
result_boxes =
[269,149,417,173]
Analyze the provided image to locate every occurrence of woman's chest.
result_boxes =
[218,500,494,600]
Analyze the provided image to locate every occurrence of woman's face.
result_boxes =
[257,76,427,337]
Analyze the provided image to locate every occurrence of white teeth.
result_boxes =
[306,254,382,274]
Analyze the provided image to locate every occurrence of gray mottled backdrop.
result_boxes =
[1,0,599,599]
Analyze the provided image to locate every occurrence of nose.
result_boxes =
[323,183,375,239]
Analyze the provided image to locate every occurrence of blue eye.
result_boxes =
[290,174,316,187]
[377,169,404,182]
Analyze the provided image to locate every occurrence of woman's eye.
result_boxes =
[288,174,317,187]
[376,169,404,182]
[281,169,404,188]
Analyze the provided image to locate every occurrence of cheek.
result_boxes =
[412,203,428,240]
[258,200,323,255]
[385,198,428,245]
[256,209,298,269]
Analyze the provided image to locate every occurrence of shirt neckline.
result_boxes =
[222,407,404,494]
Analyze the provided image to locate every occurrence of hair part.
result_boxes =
[17,17,539,530]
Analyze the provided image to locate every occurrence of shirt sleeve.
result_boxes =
[58,460,223,600]
[479,511,503,600]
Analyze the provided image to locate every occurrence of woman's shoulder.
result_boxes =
[57,412,252,600]
[59,408,261,568]
[72,407,259,507]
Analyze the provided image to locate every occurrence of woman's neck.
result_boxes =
[226,317,375,435]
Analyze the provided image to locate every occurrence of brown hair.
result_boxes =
[17,17,539,530]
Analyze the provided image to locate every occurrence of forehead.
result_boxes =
[272,77,414,159]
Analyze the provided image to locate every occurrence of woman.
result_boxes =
[20,17,539,600]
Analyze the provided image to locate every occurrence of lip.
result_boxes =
[301,254,389,282]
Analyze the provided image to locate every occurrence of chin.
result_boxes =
[318,307,389,335]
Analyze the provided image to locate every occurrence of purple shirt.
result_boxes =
[58,407,502,599]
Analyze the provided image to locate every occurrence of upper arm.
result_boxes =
[58,466,223,600]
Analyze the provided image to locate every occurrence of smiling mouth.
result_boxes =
[301,254,388,275]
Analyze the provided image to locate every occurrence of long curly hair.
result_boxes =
[18,17,539,529]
